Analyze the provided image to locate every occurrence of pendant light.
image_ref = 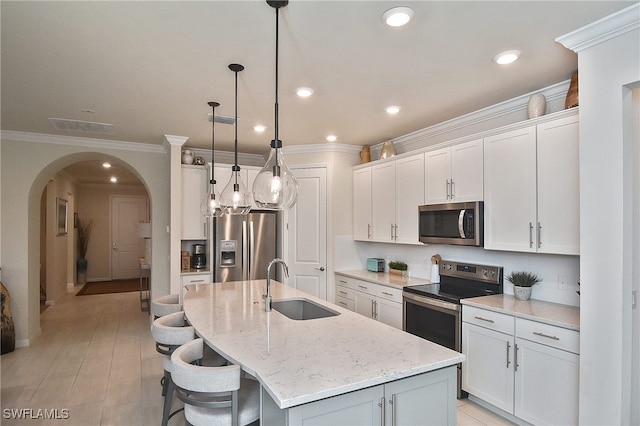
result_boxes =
[252,0,298,210]
[201,101,225,218]
[221,63,251,215]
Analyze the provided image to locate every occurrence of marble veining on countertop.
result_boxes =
[183,280,463,409]
[335,269,431,289]
[461,294,580,331]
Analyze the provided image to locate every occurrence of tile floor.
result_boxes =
[1,286,512,425]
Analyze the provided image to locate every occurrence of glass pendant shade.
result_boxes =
[221,166,251,215]
[253,140,297,210]
[201,100,225,218]
[201,169,224,218]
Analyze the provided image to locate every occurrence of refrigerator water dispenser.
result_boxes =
[219,240,237,267]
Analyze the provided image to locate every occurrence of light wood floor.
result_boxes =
[1,286,510,425]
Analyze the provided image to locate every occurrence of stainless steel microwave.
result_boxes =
[418,201,483,246]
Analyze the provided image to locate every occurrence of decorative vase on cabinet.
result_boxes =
[527,94,546,119]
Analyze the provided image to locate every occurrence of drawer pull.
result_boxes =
[190,279,205,283]
[474,316,495,323]
[338,290,347,295]
[338,301,347,307]
[533,331,560,340]
[358,285,368,290]
[338,279,347,284]
[382,291,394,297]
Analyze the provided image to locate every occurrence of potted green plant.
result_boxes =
[506,271,541,301]
[388,260,408,278]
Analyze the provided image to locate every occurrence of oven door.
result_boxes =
[403,292,466,398]
[403,292,460,351]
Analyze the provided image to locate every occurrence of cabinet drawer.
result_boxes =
[181,274,210,286]
[335,275,358,290]
[336,285,355,301]
[335,296,355,311]
[516,318,579,354]
[372,285,402,303]
[462,305,514,335]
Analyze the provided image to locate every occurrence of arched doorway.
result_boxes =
[32,154,151,324]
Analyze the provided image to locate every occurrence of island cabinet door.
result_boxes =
[384,367,457,426]
[286,385,384,425]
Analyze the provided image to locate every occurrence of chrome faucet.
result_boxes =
[265,258,289,312]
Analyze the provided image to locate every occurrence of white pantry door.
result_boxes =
[286,167,327,299]
[111,196,149,279]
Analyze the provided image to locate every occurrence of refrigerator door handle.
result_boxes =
[242,220,249,279]
[249,220,255,280]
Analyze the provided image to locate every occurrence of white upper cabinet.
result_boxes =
[535,115,580,255]
[371,161,396,242]
[484,115,579,254]
[484,126,538,252]
[353,154,424,244]
[181,165,208,240]
[394,154,425,244]
[353,167,372,241]
[425,139,483,204]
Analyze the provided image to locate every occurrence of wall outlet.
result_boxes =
[558,275,568,290]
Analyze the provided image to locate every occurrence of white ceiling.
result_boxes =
[1,0,633,160]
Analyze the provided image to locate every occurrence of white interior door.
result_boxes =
[111,196,148,279]
[286,167,327,299]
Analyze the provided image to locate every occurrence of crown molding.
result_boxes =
[556,3,640,53]
[1,130,165,153]
[377,79,571,153]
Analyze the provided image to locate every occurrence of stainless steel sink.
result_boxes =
[271,298,340,320]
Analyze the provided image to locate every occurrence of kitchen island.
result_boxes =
[183,280,463,425]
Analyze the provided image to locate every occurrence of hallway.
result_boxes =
[1,285,509,425]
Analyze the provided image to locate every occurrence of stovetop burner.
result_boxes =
[403,260,503,304]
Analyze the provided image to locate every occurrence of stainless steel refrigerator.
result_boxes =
[214,211,280,282]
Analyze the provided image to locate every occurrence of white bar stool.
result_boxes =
[171,338,260,426]
[151,294,182,319]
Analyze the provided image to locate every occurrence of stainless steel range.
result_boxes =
[402,260,503,398]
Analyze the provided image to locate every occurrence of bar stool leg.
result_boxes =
[162,374,175,426]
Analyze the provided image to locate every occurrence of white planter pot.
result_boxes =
[513,285,532,301]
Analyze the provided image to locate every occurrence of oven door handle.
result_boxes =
[403,291,460,312]
[458,209,466,239]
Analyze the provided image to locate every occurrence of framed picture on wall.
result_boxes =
[57,198,68,235]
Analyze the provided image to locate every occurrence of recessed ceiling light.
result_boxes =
[296,87,314,97]
[110,177,118,183]
[386,106,401,115]
[253,124,267,133]
[382,7,414,27]
[102,162,111,168]
[326,135,337,142]
[493,50,521,65]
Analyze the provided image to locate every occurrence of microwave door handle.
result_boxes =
[458,209,466,239]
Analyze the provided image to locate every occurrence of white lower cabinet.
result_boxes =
[462,306,579,425]
[335,274,402,329]
[180,272,211,300]
[262,366,457,425]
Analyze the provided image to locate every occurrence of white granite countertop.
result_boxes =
[335,269,431,290]
[183,280,464,409]
[461,294,580,331]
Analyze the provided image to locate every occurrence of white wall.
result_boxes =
[0,134,170,344]
[558,4,639,424]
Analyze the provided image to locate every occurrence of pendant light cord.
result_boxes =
[273,6,280,169]
[208,101,219,186]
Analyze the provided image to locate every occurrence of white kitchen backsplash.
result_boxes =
[334,237,580,307]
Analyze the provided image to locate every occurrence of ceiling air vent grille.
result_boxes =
[48,118,116,135]
[207,113,235,125]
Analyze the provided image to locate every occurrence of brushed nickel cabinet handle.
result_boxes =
[474,316,495,323]
[533,331,560,340]
[529,222,534,248]
[506,341,511,368]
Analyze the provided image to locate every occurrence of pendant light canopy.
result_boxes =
[252,0,298,210]
[221,63,251,215]
[201,101,225,218]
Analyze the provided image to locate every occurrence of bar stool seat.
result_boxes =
[151,294,182,319]
[171,338,260,426]
[152,312,227,426]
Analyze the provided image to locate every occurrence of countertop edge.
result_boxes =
[335,269,431,289]
[461,294,580,331]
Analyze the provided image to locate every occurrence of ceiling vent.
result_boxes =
[207,113,236,125]
[48,118,115,135]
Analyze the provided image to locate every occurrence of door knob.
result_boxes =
[315,267,325,271]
